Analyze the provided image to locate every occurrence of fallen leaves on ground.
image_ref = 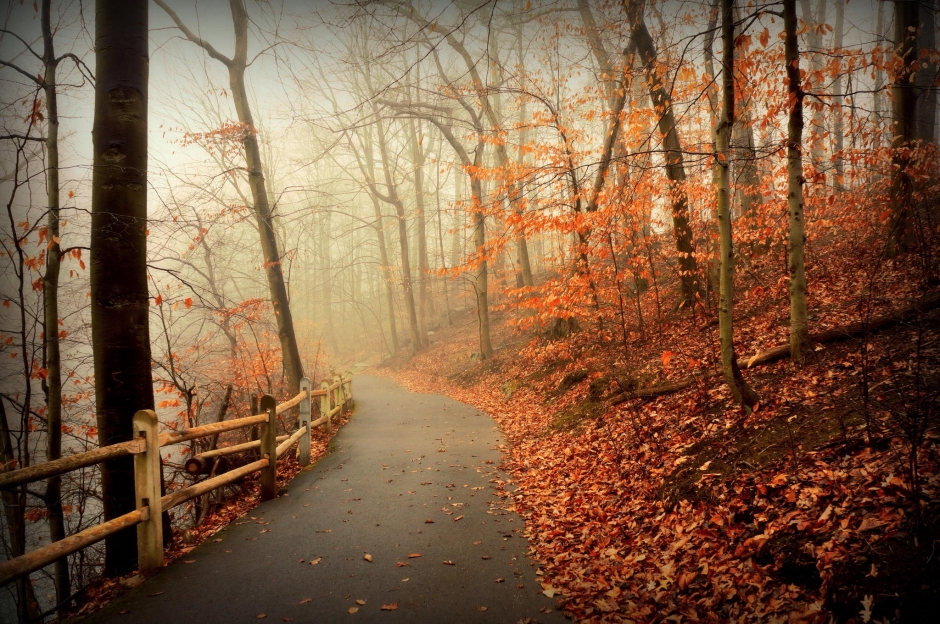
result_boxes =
[380,603,398,611]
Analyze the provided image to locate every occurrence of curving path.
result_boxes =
[85,374,567,623]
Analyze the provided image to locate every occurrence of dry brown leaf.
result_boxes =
[356,599,366,605]
[443,560,455,565]
[299,598,312,604]
[407,553,421,558]
[363,554,372,562]
[380,603,398,611]
[347,607,358,614]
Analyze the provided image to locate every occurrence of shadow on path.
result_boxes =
[84,375,567,623]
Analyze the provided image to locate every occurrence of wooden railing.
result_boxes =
[0,372,353,586]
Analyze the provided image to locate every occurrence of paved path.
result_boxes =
[86,375,567,623]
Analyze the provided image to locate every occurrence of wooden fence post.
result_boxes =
[133,409,163,575]
[333,373,343,412]
[298,378,311,466]
[320,380,332,432]
[260,395,277,501]
[343,371,353,407]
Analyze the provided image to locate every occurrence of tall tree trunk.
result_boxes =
[784,0,811,363]
[470,152,494,360]
[40,0,69,607]
[91,0,153,576]
[155,0,304,392]
[885,0,920,256]
[436,153,453,326]
[799,0,828,186]
[623,0,699,305]
[716,0,759,410]
[730,4,764,217]
[873,0,887,156]
[515,23,535,288]
[363,132,400,353]
[407,115,430,345]
[832,0,846,189]
[915,0,937,144]
[319,210,338,355]
[374,119,423,353]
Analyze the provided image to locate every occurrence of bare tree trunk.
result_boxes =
[39,0,69,607]
[375,118,424,353]
[624,0,699,305]
[832,0,846,189]
[471,152,493,360]
[319,210,338,355]
[91,0,153,576]
[915,0,937,144]
[873,0,887,156]
[799,0,829,186]
[155,0,304,391]
[886,0,921,256]
[716,0,759,410]
[730,4,764,217]
[407,114,430,345]
[784,0,811,363]
[351,122,400,353]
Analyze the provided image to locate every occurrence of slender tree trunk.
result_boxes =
[90,0,153,576]
[873,0,886,156]
[226,2,302,390]
[799,0,828,186]
[319,210,338,355]
[716,0,759,409]
[155,0,304,391]
[375,120,423,353]
[436,156,453,326]
[730,4,764,217]
[832,0,846,189]
[470,162,493,359]
[407,115,430,345]
[784,0,811,363]
[40,0,69,607]
[886,0,920,256]
[915,0,937,144]
[624,0,699,305]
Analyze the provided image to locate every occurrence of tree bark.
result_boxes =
[784,0,811,363]
[407,113,430,346]
[90,0,153,576]
[915,0,937,144]
[374,117,424,353]
[715,0,759,410]
[361,126,400,353]
[155,0,304,392]
[623,0,699,305]
[39,0,69,607]
[799,0,828,186]
[885,0,920,256]
[832,0,846,190]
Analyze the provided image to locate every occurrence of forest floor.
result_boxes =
[378,263,940,623]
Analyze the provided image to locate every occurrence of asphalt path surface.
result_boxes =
[85,374,568,623]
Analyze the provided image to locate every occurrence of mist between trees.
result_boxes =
[0,0,937,621]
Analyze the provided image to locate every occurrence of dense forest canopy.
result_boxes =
[0,0,937,621]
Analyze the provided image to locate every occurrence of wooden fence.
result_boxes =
[0,373,353,587]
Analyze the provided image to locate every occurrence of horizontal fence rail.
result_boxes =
[0,373,353,587]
